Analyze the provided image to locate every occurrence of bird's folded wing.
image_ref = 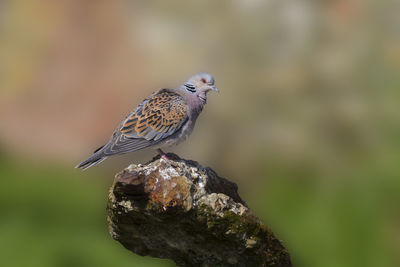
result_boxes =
[97,90,188,156]
[101,134,154,155]
[120,89,188,142]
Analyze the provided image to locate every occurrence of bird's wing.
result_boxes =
[120,89,188,141]
[100,89,188,156]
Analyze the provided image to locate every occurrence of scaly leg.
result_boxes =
[157,149,169,160]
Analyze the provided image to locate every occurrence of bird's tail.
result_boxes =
[75,145,108,170]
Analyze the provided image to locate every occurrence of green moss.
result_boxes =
[199,204,255,231]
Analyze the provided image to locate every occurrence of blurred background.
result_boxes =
[1,0,399,266]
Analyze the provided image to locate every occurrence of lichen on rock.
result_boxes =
[107,153,291,267]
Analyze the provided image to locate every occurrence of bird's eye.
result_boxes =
[201,78,206,83]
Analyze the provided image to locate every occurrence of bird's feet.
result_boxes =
[157,149,169,161]
[156,149,180,167]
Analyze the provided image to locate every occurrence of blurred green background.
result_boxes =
[1,1,400,266]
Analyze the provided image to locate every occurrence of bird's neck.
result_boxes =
[187,94,205,120]
[171,88,206,120]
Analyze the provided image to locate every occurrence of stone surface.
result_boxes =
[107,153,292,267]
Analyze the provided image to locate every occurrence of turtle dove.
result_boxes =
[76,73,218,170]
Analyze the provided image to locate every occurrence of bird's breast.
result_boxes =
[163,119,194,147]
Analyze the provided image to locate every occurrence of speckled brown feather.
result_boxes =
[120,89,188,141]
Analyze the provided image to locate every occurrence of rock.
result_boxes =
[107,153,292,267]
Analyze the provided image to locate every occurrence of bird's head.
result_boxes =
[182,73,219,102]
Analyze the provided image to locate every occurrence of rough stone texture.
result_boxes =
[107,153,292,267]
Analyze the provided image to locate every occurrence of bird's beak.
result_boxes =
[210,85,219,93]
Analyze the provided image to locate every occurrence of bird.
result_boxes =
[76,73,219,170]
